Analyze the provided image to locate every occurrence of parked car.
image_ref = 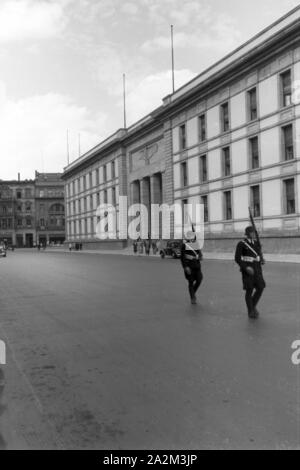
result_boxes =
[0,245,7,258]
[160,240,182,259]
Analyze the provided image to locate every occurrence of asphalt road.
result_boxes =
[0,250,299,450]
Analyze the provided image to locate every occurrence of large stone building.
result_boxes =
[63,7,300,253]
[0,173,65,247]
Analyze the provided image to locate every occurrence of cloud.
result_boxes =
[0,0,66,43]
[141,11,241,59]
[120,2,139,16]
[0,82,107,179]
[124,69,196,125]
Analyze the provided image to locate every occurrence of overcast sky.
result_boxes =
[0,0,300,180]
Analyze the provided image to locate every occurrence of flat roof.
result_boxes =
[63,5,300,177]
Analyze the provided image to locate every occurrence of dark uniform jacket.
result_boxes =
[181,241,203,270]
[235,238,262,273]
[235,238,265,290]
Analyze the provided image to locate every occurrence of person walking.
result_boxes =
[181,231,203,305]
[235,226,266,319]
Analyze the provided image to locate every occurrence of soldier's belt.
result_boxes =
[185,255,199,261]
[241,256,260,263]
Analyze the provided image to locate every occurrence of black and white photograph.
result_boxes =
[0,0,300,453]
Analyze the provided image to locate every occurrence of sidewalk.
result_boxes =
[43,247,300,264]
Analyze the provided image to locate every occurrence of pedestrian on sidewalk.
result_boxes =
[152,240,158,255]
[133,240,138,254]
[181,231,203,305]
[235,226,266,319]
[144,239,150,256]
[137,237,143,255]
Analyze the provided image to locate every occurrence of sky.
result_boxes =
[0,0,300,180]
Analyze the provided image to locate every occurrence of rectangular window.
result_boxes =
[222,147,231,177]
[112,187,116,206]
[284,179,295,214]
[104,190,108,204]
[281,70,292,107]
[77,178,81,192]
[200,155,208,183]
[250,185,261,218]
[249,136,259,169]
[84,197,87,211]
[111,161,115,179]
[96,169,100,186]
[282,124,294,161]
[199,114,206,142]
[90,195,93,211]
[103,165,107,182]
[90,217,94,235]
[89,172,93,188]
[201,195,209,223]
[179,124,187,150]
[181,161,188,187]
[221,102,229,132]
[224,191,232,220]
[83,175,86,191]
[96,192,100,206]
[248,88,257,121]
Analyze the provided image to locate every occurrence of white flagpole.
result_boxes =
[171,25,175,93]
[123,73,127,129]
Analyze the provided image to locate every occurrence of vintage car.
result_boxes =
[159,240,182,259]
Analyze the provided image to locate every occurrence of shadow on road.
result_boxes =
[0,368,7,450]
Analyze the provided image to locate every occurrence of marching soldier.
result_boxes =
[235,225,266,319]
[181,231,203,305]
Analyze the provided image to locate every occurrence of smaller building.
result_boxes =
[0,179,35,247]
[0,172,65,248]
[35,172,65,246]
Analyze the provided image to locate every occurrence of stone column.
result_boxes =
[140,177,151,238]
[150,173,163,239]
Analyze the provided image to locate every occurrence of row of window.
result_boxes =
[2,202,65,214]
[68,187,117,216]
[69,161,117,198]
[178,69,293,150]
[68,218,96,236]
[38,189,64,198]
[185,178,296,224]
[180,124,294,186]
[39,217,65,228]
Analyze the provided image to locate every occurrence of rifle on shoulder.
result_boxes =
[248,207,265,264]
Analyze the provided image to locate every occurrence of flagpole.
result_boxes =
[171,25,175,93]
[78,133,81,157]
[123,73,127,129]
[66,129,70,165]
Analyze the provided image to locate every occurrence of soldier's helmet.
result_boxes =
[245,226,255,237]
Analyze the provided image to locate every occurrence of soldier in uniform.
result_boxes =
[181,231,203,305]
[235,226,266,319]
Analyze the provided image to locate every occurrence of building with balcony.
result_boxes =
[0,179,35,247]
[35,172,65,246]
[0,173,65,248]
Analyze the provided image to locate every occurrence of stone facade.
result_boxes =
[0,173,65,248]
[62,8,300,253]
